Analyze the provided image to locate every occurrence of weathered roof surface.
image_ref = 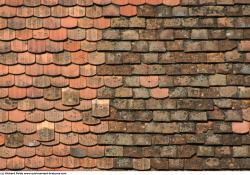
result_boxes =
[0,0,250,170]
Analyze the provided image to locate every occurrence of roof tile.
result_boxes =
[25,156,44,169]
[7,157,24,170]
[120,5,137,16]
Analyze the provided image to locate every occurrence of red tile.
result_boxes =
[163,0,180,6]
[8,17,25,29]
[34,6,50,17]
[60,133,78,145]
[61,64,80,78]
[129,0,145,5]
[94,18,111,29]
[0,133,5,146]
[43,17,61,29]
[69,6,86,17]
[140,76,159,87]
[16,6,33,17]
[9,87,26,99]
[26,18,43,29]
[25,156,44,169]
[64,110,82,121]
[86,29,102,41]
[120,5,137,16]
[53,144,70,156]
[90,121,109,133]
[23,0,40,6]
[18,52,36,64]
[54,101,73,111]
[45,40,64,53]
[0,29,15,41]
[80,88,97,99]
[0,147,16,158]
[78,18,94,28]
[51,77,69,87]
[16,29,33,40]
[87,146,104,158]
[0,65,8,75]
[17,121,36,134]
[23,133,39,147]
[146,0,162,5]
[8,109,26,122]
[0,88,8,98]
[94,0,111,5]
[72,122,89,133]
[0,110,8,123]
[0,41,10,53]
[80,158,96,168]
[16,146,35,157]
[9,65,25,75]
[35,99,54,111]
[55,120,72,133]
[112,0,128,5]
[64,40,81,52]
[61,17,78,28]
[49,28,67,41]
[15,74,32,87]
[51,6,68,17]
[0,158,6,170]
[18,98,35,111]
[33,29,49,39]
[7,157,24,170]
[232,121,250,134]
[28,40,46,53]
[36,53,53,64]
[0,6,16,17]
[0,75,14,87]
[44,156,62,168]
[26,64,44,76]
[80,64,96,76]
[70,77,87,89]
[86,76,104,88]
[151,88,169,99]
[11,40,27,52]
[79,134,97,146]
[63,156,80,168]
[104,76,123,88]
[6,0,24,6]
[96,158,113,169]
[86,6,102,18]
[0,18,7,29]
[103,4,120,16]
[27,87,43,98]
[44,64,61,76]
[71,51,88,65]
[41,0,58,6]
[36,145,52,157]
[87,52,105,65]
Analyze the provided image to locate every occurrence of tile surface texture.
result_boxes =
[0,0,249,170]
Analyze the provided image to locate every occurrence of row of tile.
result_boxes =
[0,108,247,122]
[1,0,250,7]
[0,0,182,7]
[2,156,250,170]
[0,17,250,30]
[0,52,249,65]
[1,5,250,18]
[0,86,249,100]
[2,29,250,41]
[0,40,249,53]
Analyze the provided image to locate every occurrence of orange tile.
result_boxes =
[8,87,26,99]
[8,109,26,122]
[120,5,137,16]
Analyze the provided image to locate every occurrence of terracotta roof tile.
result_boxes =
[0,0,249,170]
